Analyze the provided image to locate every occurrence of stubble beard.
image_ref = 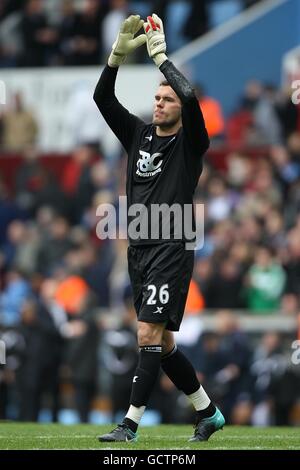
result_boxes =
[153,115,180,130]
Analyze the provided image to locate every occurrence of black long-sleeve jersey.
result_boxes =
[93,60,209,246]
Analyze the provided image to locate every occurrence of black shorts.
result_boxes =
[127,242,194,331]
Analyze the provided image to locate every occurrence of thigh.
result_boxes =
[138,242,194,331]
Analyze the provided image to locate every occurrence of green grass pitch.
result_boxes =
[0,423,299,450]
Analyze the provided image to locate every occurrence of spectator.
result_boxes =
[198,310,253,424]
[276,87,299,141]
[185,278,205,315]
[36,216,74,275]
[62,289,99,423]
[0,269,32,327]
[17,294,63,422]
[283,225,300,299]
[102,0,128,61]
[206,257,244,309]
[62,0,105,66]
[195,84,225,142]
[102,289,138,421]
[15,146,44,213]
[253,84,283,146]
[0,92,38,152]
[80,242,113,308]
[18,0,58,67]
[0,176,26,246]
[61,144,97,222]
[57,0,81,65]
[0,6,23,67]
[0,220,39,275]
[206,176,235,222]
[244,246,286,313]
[251,332,300,426]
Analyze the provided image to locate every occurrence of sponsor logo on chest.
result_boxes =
[136,150,163,177]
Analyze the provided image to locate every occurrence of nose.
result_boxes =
[157,98,164,108]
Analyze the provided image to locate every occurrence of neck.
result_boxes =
[156,122,181,137]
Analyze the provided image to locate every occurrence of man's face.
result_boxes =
[152,85,182,129]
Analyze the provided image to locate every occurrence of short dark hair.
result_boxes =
[159,80,170,87]
[158,80,182,104]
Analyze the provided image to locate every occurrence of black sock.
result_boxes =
[123,417,138,433]
[123,345,162,432]
[161,345,200,395]
[162,346,216,419]
[197,402,216,420]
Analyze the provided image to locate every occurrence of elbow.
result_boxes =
[93,86,106,112]
[187,88,197,101]
[182,90,196,105]
[204,133,210,152]
[93,78,106,107]
[93,86,100,106]
[201,133,210,154]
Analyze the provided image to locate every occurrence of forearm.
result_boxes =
[159,59,195,104]
[159,60,209,153]
[93,65,142,151]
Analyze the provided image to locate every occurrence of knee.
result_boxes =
[161,338,174,356]
[161,331,175,356]
[137,327,155,346]
[137,322,164,347]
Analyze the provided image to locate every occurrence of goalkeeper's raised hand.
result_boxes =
[108,15,146,67]
[143,14,167,68]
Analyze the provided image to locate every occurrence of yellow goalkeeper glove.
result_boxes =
[108,15,146,67]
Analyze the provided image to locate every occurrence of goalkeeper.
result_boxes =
[94,13,225,442]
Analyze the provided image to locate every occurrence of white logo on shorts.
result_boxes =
[153,307,164,314]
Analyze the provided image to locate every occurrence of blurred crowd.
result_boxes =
[1,41,300,426]
[0,0,262,67]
